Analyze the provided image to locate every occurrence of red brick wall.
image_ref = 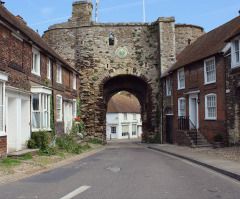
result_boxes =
[172,54,227,144]
[0,136,7,159]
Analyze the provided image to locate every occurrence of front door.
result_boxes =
[189,94,198,130]
[64,101,73,134]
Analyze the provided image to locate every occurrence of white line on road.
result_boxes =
[60,186,91,199]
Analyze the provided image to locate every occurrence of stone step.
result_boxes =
[7,149,39,159]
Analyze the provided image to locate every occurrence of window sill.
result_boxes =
[0,132,7,137]
[31,71,41,77]
[204,81,216,85]
[177,87,185,90]
[32,128,52,132]
[205,118,217,121]
[231,64,240,70]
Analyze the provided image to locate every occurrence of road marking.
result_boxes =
[60,186,91,199]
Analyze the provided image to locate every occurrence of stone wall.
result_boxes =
[225,53,240,145]
[43,1,204,142]
[175,24,204,56]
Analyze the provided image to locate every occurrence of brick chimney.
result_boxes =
[0,0,5,7]
[15,15,27,25]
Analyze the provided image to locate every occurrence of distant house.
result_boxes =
[161,14,240,146]
[0,3,80,158]
[106,94,142,139]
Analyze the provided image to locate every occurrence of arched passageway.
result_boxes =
[97,74,155,142]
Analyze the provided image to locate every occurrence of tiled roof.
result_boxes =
[107,94,141,113]
[162,15,240,77]
[0,5,79,74]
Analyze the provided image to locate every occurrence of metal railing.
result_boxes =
[178,116,197,131]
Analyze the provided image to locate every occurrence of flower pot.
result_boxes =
[213,142,223,148]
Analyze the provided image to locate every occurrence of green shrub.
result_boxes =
[149,133,161,144]
[1,158,21,165]
[18,153,32,160]
[88,139,103,145]
[56,136,91,154]
[38,147,57,156]
[27,131,51,150]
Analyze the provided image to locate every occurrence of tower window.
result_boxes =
[109,34,114,46]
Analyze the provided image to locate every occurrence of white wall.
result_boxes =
[106,112,142,139]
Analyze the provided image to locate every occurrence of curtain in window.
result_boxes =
[122,125,129,136]
[32,94,40,128]
[132,124,136,135]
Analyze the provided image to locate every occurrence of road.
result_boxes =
[0,140,240,199]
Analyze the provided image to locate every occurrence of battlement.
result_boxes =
[72,1,93,25]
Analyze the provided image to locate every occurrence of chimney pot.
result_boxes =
[0,1,5,7]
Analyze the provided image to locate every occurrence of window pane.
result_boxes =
[0,106,3,131]
[32,112,40,128]
[33,94,39,111]
[207,95,216,118]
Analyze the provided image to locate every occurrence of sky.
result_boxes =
[3,0,240,36]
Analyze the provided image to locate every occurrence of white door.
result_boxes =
[189,94,198,129]
[110,126,117,139]
[64,101,73,134]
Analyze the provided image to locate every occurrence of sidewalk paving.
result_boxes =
[140,143,240,182]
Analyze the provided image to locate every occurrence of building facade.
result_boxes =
[43,1,204,142]
[0,4,79,158]
[106,94,142,139]
[161,14,240,146]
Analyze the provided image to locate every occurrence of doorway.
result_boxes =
[189,94,198,130]
[64,101,73,134]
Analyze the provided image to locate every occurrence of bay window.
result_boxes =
[0,83,4,132]
[32,93,50,130]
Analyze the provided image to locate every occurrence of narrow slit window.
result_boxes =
[109,34,114,46]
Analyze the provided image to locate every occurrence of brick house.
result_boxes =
[161,14,240,146]
[0,4,80,158]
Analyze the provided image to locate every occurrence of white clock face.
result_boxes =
[116,47,128,59]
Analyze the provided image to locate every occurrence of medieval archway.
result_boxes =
[95,74,155,142]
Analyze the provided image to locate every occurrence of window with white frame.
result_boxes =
[0,83,4,132]
[178,98,186,116]
[32,48,40,76]
[124,113,127,120]
[73,73,76,90]
[47,58,51,80]
[122,125,129,136]
[132,124,137,136]
[204,57,216,84]
[177,68,185,89]
[166,77,171,96]
[133,113,136,120]
[111,126,116,134]
[56,95,62,121]
[231,38,240,68]
[56,65,62,84]
[32,94,50,130]
[72,100,77,118]
[205,94,217,120]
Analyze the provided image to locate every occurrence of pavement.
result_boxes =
[139,143,240,182]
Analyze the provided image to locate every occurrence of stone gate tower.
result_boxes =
[43,1,204,142]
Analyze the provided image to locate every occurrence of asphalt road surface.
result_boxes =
[0,140,240,199]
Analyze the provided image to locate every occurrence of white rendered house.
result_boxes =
[106,94,142,139]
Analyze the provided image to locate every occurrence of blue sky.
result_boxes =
[4,0,240,36]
